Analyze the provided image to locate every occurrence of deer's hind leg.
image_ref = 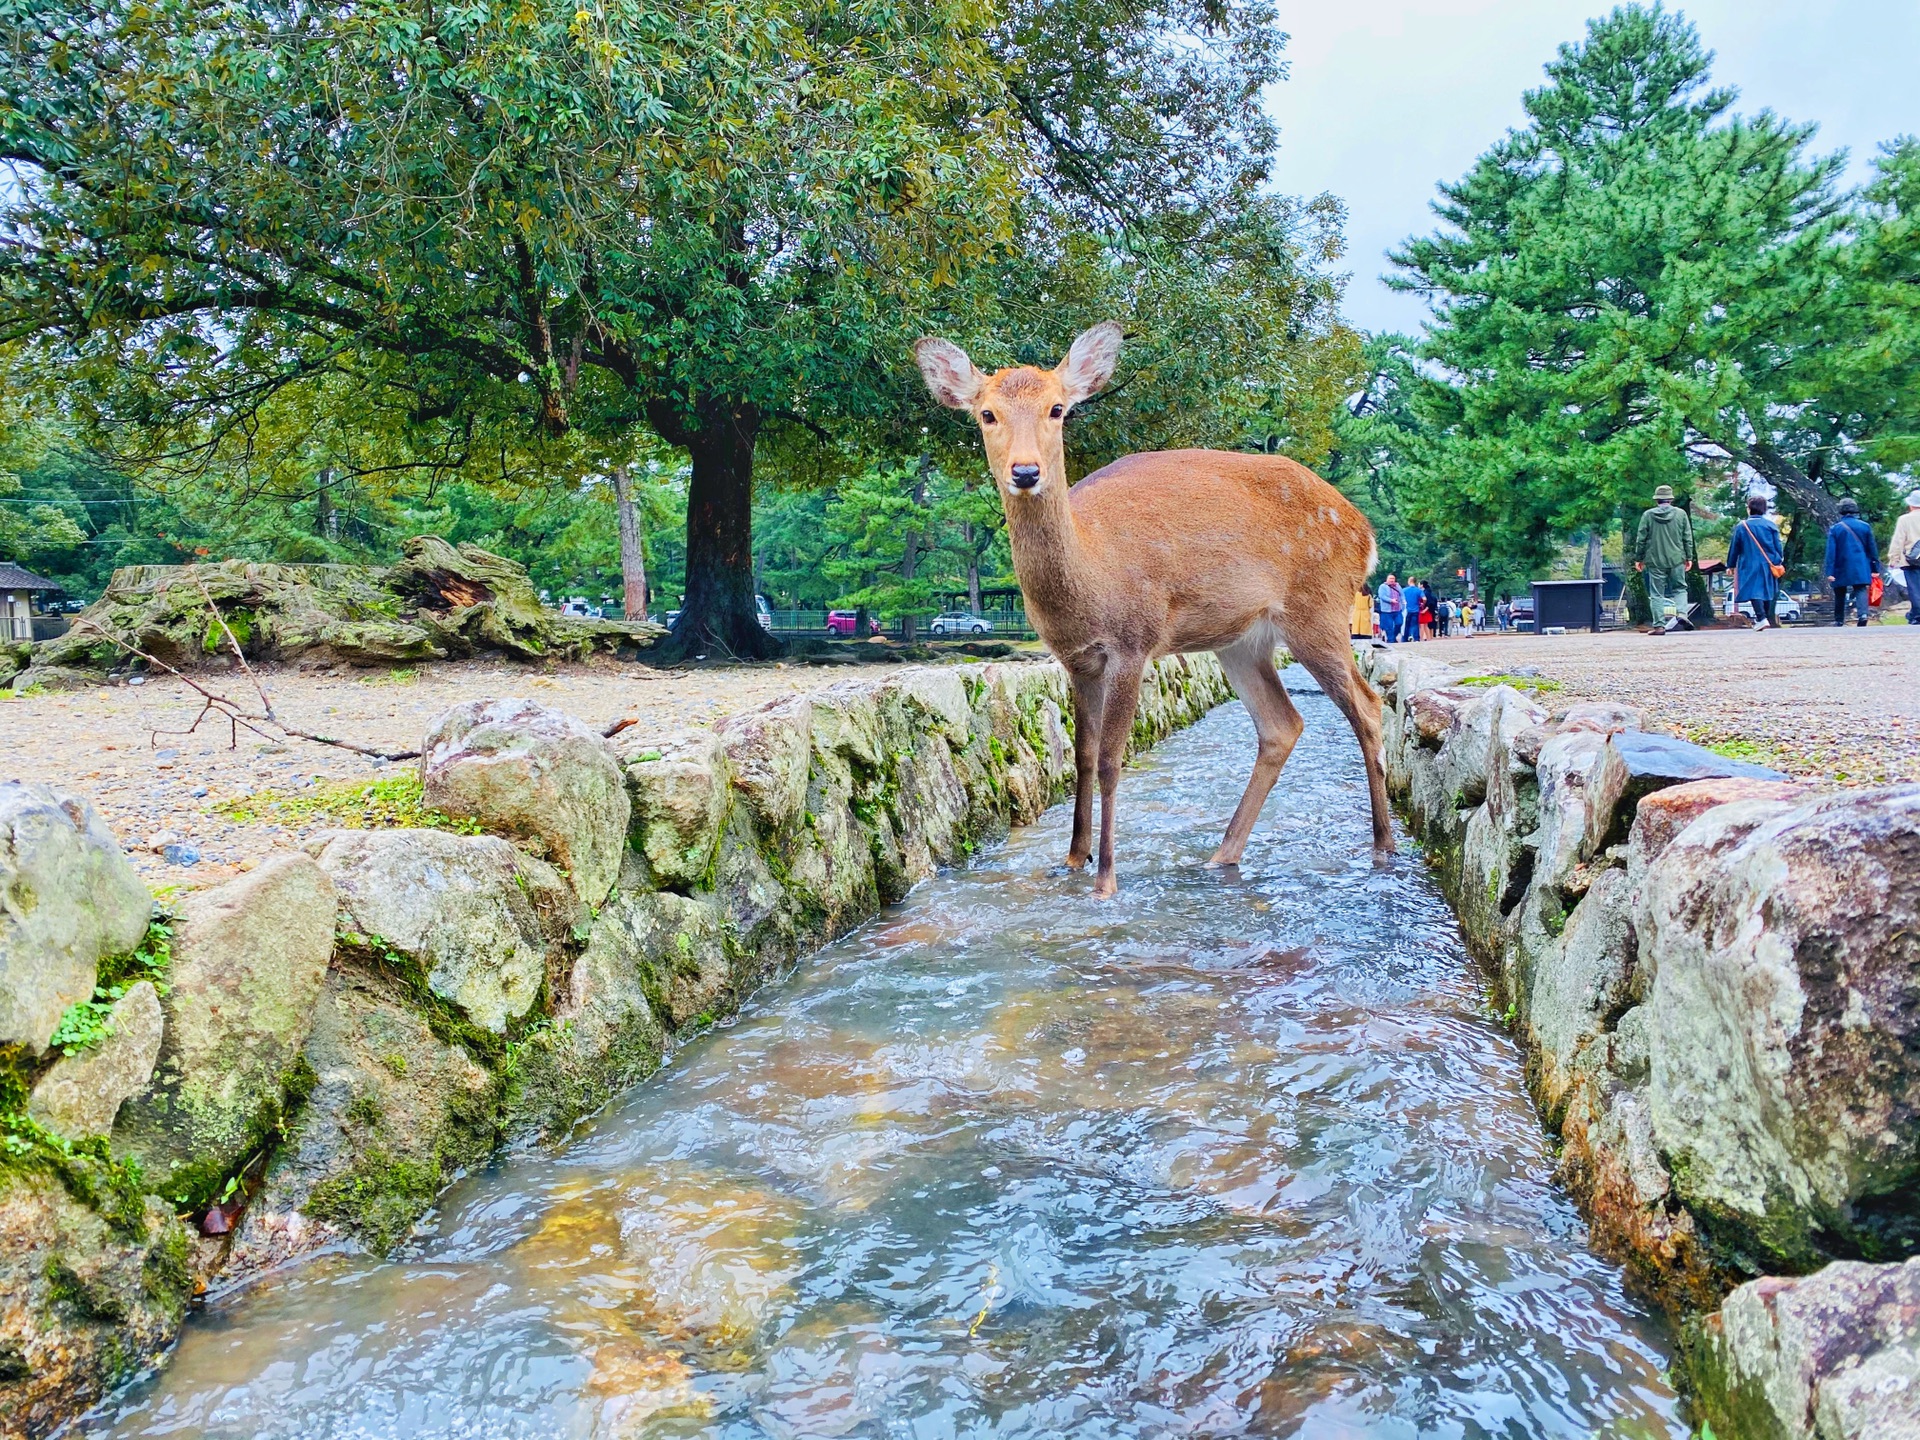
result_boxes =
[1209,626,1306,867]
[1288,634,1396,855]
[1091,661,1144,898]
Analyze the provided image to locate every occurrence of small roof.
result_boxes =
[0,561,57,591]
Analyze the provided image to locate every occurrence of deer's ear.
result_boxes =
[915,338,984,409]
[1055,321,1124,407]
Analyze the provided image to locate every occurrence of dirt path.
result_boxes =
[1387,623,1919,785]
[3,655,918,890]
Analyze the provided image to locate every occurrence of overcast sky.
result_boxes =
[1264,0,1920,336]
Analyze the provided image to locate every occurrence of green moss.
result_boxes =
[305,1153,444,1253]
[49,919,174,1058]
[46,1256,131,1322]
[219,773,483,835]
[332,931,545,1072]
[1458,674,1564,694]
[0,1115,151,1239]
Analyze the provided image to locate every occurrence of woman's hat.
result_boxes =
[1907,490,1920,507]
[1652,485,1675,501]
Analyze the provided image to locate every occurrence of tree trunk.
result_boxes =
[651,400,780,662]
[314,468,336,540]
[965,525,981,617]
[1583,531,1604,580]
[899,458,930,645]
[1743,440,1840,537]
[611,464,648,622]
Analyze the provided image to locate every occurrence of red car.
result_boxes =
[825,610,879,637]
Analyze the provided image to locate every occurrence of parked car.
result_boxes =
[929,611,993,636]
[1724,592,1803,622]
[1508,597,1535,631]
[825,610,879,637]
[558,596,598,618]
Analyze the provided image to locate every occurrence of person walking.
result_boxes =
[1825,498,1880,627]
[1376,573,1405,642]
[1495,596,1512,632]
[1726,495,1785,630]
[1890,489,1920,625]
[1402,577,1426,641]
[1351,584,1377,642]
[1634,485,1695,631]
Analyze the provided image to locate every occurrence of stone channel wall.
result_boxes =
[0,653,1231,1438]
[1362,646,1920,1440]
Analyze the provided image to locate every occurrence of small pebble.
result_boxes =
[191,786,209,798]
[162,843,202,866]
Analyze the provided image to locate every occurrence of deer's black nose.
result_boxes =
[1009,464,1041,490]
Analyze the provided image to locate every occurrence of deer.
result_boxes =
[915,321,1394,897]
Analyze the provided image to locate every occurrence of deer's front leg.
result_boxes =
[1066,671,1106,870]
[1092,662,1144,899]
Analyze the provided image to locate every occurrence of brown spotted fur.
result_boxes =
[916,322,1393,896]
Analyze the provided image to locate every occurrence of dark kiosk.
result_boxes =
[1530,579,1604,633]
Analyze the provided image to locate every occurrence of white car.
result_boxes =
[1723,593,1803,622]
[928,611,993,636]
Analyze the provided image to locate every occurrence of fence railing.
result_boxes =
[765,609,1038,642]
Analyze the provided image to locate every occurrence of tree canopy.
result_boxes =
[1377,3,1919,577]
[2,0,1354,657]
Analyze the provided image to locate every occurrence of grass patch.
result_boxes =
[359,666,420,686]
[219,772,482,834]
[1458,674,1565,694]
[48,920,175,1057]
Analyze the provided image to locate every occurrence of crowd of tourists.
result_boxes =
[1356,574,1496,642]
[1643,483,1920,633]
[1354,485,1920,643]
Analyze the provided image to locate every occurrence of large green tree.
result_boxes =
[2,0,1298,659]
[1385,4,1918,572]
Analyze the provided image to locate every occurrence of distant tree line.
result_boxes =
[1326,4,1919,593]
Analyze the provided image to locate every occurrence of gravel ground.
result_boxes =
[11,623,1913,893]
[1389,621,1920,786]
[1,654,919,891]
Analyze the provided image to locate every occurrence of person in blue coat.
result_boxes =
[1824,498,1880,627]
[1726,495,1785,629]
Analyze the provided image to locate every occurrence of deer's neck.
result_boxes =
[1007,485,1093,629]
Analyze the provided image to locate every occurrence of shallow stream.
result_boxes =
[90,688,1686,1439]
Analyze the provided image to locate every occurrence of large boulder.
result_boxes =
[1696,1258,1920,1440]
[1529,730,1610,898]
[1639,785,1920,1270]
[620,729,731,890]
[713,696,815,838]
[114,856,337,1204]
[422,698,630,907]
[1586,730,1788,856]
[1626,776,1820,891]
[228,963,502,1267]
[0,782,151,1052]
[0,1178,192,1439]
[1523,867,1638,1122]
[27,980,164,1139]
[315,829,548,1035]
[510,902,676,1135]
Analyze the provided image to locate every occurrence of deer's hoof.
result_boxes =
[1204,847,1241,869]
[1092,873,1118,899]
[1063,853,1090,872]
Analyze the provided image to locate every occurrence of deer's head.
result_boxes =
[914,323,1123,501]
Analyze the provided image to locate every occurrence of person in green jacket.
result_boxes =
[1634,484,1696,631]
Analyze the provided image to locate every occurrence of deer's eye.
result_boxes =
[980,410,997,425]
[1049,404,1064,419]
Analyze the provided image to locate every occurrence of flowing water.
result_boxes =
[89,687,1686,1440]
